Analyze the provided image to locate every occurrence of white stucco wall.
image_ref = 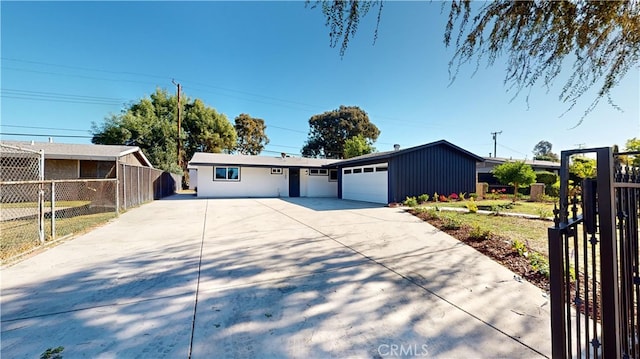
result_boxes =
[196,166,289,198]
[300,170,338,197]
[342,163,388,204]
[195,166,337,198]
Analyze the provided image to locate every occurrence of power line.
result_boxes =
[2,67,162,88]
[497,143,527,157]
[1,124,91,133]
[1,88,128,106]
[4,58,446,132]
[267,125,307,134]
[0,132,93,139]
[2,57,169,81]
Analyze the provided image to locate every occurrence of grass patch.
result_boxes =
[1,201,91,209]
[441,200,557,217]
[420,210,550,256]
[1,212,116,262]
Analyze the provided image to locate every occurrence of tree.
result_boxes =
[92,88,236,173]
[343,134,376,159]
[182,99,237,161]
[492,161,537,202]
[234,114,269,155]
[625,138,640,166]
[532,140,559,162]
[302,105,380,158]
[311,1,640,123]
[570,156,597,180]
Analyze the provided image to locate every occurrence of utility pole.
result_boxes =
[491,131,502,158]
[172,79,182,168]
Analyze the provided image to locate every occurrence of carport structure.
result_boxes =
[1,197,550,358]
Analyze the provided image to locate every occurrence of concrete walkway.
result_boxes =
[1,196,551,358]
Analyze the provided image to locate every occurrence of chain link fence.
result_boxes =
[118,164,181,210]
[1,143,181,263]
[1,179,119,262]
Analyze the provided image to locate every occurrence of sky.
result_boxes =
[1,1,639,160]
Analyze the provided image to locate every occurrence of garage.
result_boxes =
[341,163,388,204]
[337,140,483,205]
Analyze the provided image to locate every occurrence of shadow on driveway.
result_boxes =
[1,197,550,358]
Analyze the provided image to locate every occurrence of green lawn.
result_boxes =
[1,212,116,262]
[1,200,91,209]
[431,199,557,217]
[430,210,551,255]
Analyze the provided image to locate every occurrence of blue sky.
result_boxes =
[2,1,638,159]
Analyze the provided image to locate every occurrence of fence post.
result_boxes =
[123,164,127,210]
[597,147,622,357]
[115,162,120,215]
[137,166,141,205]
[38,184,45,244]
[38,150,45,244]
[548,225,568,358]
[51,181,56,240]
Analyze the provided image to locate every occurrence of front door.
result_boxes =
[289,168,300,197]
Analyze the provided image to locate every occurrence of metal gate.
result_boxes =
[548,147,640,358]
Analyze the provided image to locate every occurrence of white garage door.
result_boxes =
[342,163,388,204]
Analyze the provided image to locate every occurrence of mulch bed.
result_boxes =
[408,209,550,291]
[407,208,607,320]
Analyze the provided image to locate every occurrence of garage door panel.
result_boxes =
[342,164,388,204]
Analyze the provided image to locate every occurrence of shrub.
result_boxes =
[439,194,449,202]
[448,192,459,201]
[442,217,462,230]
[469,225,491,240]
[427,208,440,219]
[513,239,528,257]
[535,171,559,187]
[458,192,466,201]
[486,189,500,200]
[529,252,550,277]
[403,196,418,207]
[417,193,430,204]
[536,206,552,219]
[433,192,439,202]
[548,180,560,197]
[465,198,478,213]
[469,193,478,199]
[40,347,64,359]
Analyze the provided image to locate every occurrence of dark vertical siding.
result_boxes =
[388,144,476,203]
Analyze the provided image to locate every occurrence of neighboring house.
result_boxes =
[476,157,560,187]
[189,153,340,198]
[189,139,483,204]
[1,140,153,180]
[335,140,483,204]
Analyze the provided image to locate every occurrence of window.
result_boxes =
[363,167,374,173]
[214,166,240,181]
[353,168,362,174]
[329,169,338,181]
[271,168,283,175]
[309,168,328,176]
[344,169,352,175]
[376,166,388,172]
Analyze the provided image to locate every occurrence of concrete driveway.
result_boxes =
[1,196,551,358]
